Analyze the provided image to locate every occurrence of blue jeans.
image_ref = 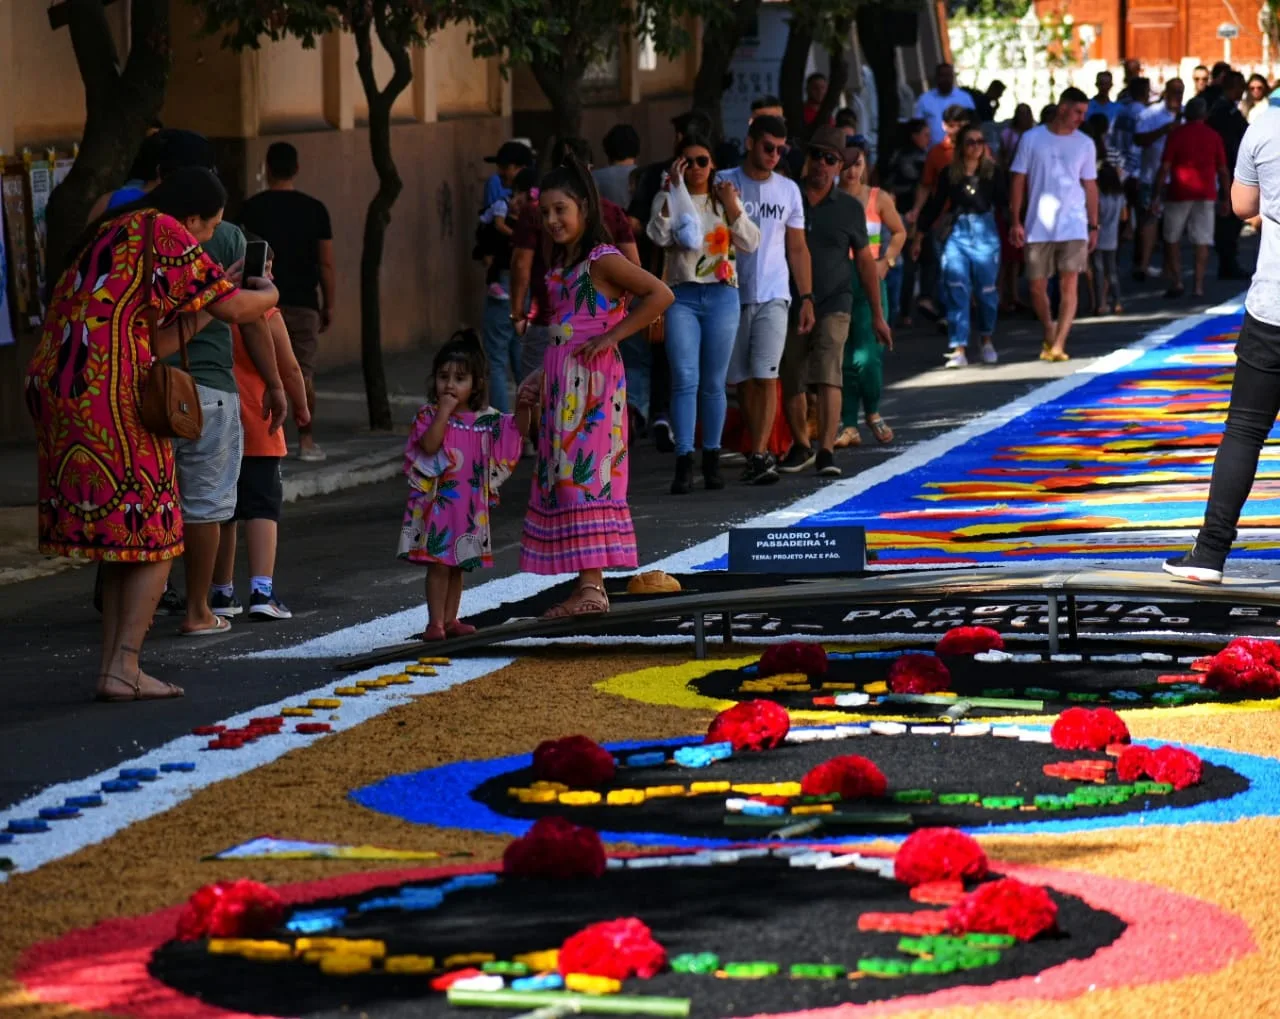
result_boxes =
[884,260,904,325]
[482,273,521,412]
[664,282,740,455]
[940,212,1000,351]
[620,334,651,421]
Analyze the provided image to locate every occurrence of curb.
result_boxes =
[281,448,404,503]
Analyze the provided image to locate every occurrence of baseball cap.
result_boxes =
[486,141,535,166]
[808,126,847,159]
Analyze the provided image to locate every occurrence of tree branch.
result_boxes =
[120,0,171,105]
[373,2,414,103]
[64,0,123,108]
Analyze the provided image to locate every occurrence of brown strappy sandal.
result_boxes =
[542,583,611,619]
[95,672,184,703]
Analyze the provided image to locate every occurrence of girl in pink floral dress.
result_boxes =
[516,156,674,617]
[399,332,531,639]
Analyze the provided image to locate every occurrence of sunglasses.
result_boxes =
[684,155,711,168]
[964,136,985,147]
[759,140,789,156]
[808,147,841,166]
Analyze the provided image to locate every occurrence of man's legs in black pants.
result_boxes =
[650,340,672,450]
[1194,359,1280,564]
[1215,214,1244,278]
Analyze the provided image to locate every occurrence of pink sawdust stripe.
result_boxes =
[14,858,1256,1019]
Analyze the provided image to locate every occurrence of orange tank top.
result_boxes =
[232,308,288,458]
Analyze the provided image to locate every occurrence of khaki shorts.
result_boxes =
[281,306,321,378]
[1025,240,1089,280]
[780,311,852,398]
[1163,200,1215,246]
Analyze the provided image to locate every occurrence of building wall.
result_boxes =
[1034,0,1267,67]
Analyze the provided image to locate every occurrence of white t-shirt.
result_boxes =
[1137,105,1178,184]
[914,88,975,151]
[716,167,805,306]
[1010,125,1098,244]
[1236,106,1280,326]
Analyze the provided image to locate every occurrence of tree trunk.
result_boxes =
[856,5,901,171]
[530,59,585,146]
[812,20,851,133]
[779,15,813,140]
[693,0,761,143]
[44,0,169,292]
[354,11,414,432]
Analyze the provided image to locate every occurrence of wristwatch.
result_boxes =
[881,255,897,269]
[800,294,815,303]
[1088,224,1099,231]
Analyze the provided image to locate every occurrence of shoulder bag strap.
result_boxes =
[141,214,193,371]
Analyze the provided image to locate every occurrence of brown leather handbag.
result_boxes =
[138,215,204,440]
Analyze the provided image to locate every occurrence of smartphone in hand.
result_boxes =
[243,240,268,282]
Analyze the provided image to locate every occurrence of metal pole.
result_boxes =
[721,610,733,647]
[1046,594,1060,654]
[1066,593,1078,646]
[694,613,706,660]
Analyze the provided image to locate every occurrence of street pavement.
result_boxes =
[0,250,1254,810]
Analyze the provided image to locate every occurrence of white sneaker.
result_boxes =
[298,445,327,462]
[980,343,998,365]
[944,348,968,369]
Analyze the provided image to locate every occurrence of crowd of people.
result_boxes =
[26,56,1277,694]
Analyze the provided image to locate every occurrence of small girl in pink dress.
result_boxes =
[399,331,532,639]
[515,155,674,618]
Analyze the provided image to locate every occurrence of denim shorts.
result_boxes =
[173,384,243,525]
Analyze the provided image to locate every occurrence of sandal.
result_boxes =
[179,616,231,638]
[542,583,610,619]
[446,620,477,637]
[1048,350,1071,363]
[95,672,184,703]
[420,622,447,641]
[866,416,894,444]
[834,426,861,449]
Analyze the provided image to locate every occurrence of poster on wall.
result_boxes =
[0,195,15,347]
[27,157,53,315]
[1,171,34,324]
[53,157,74,189]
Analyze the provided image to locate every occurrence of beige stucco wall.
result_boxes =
[259,35,328,133]
[433,22,490,117]
[9,0,128,148]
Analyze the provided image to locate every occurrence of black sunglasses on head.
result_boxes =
[808,147,841,166]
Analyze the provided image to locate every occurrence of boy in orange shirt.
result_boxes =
[211,263,310,619]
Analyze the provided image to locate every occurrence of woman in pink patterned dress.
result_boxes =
[516,156,673,617]
[399,332,531,639]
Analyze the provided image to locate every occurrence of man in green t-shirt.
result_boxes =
[171,221,286,636]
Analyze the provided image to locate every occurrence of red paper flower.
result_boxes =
[705,699,791,751]
[1148,745,1204,790]
[1049,706,1130,751]
[800,754,887,800]
[935,626,1005,657]
[894,827,989,887]
[175,880,285,941]
[888,654,952,695]
[532,735,616,788]
[1203,639,1280,695]
[1115,745,1152,783]
[945,877,1058,941]
[502,816,607,880]
[558,917,666,980]
[758,641,829,678]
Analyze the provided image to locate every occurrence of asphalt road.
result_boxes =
[0,257,1253,810]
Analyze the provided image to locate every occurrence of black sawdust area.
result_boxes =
[689,656,1272,718]
[472,735,1246,840]
[149,858,1125,1018]
[457,572,1272,645]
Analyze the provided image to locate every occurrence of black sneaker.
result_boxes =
[248,590,293,620]
[815,448,842,477]
[742,453,780,485]
[1162,548,1224,584]
[652,417,675,454]
[777,444,816,474]
[210,590,243,617]
[157,586,187,615]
